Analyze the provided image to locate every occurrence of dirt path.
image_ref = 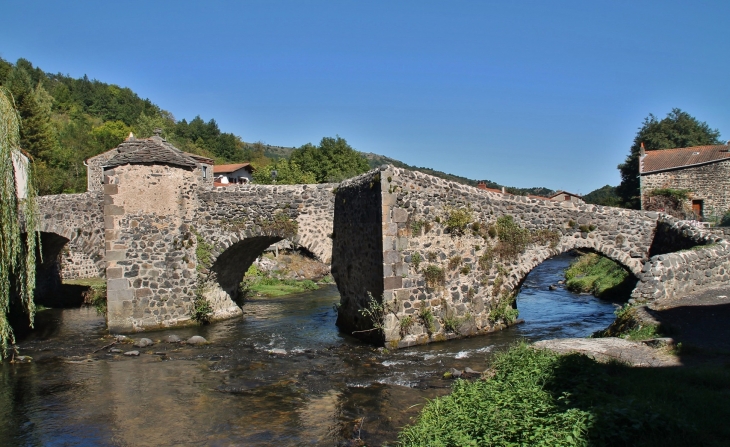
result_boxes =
[536,286,730,366]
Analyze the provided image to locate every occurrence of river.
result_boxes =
[0,254,618,446]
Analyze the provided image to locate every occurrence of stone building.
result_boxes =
[85,132,214,191]
[640,144,730,219]
[548,190,584,204]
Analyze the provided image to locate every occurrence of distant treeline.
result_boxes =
[1,56,567,198]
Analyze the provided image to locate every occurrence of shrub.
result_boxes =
[460,265,471,275]
[259,212,298,239]
[419,307,435,335]
[400,315,414,337]
[490,291,518,324]
[721,209,730,227]
[423,265,445,289]
[190,281,213,324]
[411,252,422,270]
[445,207,473,236]
[448,255,462,270]
[411,220,425,235]
[493,215,531,261]
[426,251,438,262]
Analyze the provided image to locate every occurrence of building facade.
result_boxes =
[640,144,730,219]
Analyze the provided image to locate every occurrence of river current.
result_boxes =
[0,254,617,446]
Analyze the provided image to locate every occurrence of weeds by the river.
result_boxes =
[399,342,730,446]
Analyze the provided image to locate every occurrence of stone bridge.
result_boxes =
[34,154,729,345]
[331,166,730,348]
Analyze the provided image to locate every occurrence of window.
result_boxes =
[202,166,208,179]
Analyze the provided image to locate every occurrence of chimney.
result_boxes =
[502,186,506,194]
[640,142,645,157]
[477,181,486,190]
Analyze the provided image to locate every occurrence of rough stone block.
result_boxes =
[104,204,125,216]
[105,250,127,261]
[384,276,403,290]
[383,250,400,264]
[393,207,408,223]
[104,184,118,195]
[107,267,123,279]
[107,278,130,291]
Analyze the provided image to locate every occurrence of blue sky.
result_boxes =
[2,1,728,194]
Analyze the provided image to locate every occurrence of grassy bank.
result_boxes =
[564,252,635,299]
[398,343,730,446]
[240,264,321,298]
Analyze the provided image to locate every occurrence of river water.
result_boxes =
[0,254,618,446]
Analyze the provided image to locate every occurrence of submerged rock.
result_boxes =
[268,348,287,355]
[109,348,123,353]
[12,356,32,363]
[133,338,154,348]
[123,350,140,356]
[187,336,208,345]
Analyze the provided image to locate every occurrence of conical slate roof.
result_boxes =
[105,135,199,169]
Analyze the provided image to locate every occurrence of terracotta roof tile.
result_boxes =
[213,163,253,174]
[641,144,730,174]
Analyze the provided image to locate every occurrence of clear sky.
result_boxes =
[2,1,728,193]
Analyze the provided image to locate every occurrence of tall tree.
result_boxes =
[290,136,370,183]
[0,87,39,359]
[617,109,722,209]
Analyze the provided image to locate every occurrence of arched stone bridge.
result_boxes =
[331,166,730,348]
[35,161,729,346]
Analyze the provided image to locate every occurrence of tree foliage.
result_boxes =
[290,136,370,183]
[582,185,621,207]
[252,158,316,185]
[0,87,39,359]
[617,109,722,209]
[0,57,266,195]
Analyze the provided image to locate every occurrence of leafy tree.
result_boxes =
[0,87,39,358]
[583,185,622,207]
[252,158,316,184]
[290,136,370,183]
[617,109,722,209]
[91,120,131,153]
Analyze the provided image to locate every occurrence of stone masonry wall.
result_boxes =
[632,218,729,302]
[194,183,335,302]
[331,170,385,343]
[37,192,105,278]
[641,159,730,219]
[104,163,241,332]
[334,166,664,348]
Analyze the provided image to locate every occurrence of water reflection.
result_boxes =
[1,254,621,446]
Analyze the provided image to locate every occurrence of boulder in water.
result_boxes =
[133,338,154,348]
[163,335,182,343]
[123,350,140,356]
[187,335,208,345]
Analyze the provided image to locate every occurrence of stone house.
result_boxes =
[548,190,584,204]
[85,133,214,191]
[213,163,254,186]
[640,144,730,219]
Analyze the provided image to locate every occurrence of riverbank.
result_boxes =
[399,286,730,446]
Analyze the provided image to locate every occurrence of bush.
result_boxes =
[720,210,730,227]
[419,307,435,335]
[423,265,445,289]
[445,207,473,236]
[448,255,462,270]
[411,252,422,270]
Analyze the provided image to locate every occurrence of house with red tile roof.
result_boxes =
[640,143,730,219]
[213,163,255,186]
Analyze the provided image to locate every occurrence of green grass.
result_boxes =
[593,304,662,341]
[63,277,106,288]
[248,278,319,297]
[398,343,730,447]
[564,253,635,299]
